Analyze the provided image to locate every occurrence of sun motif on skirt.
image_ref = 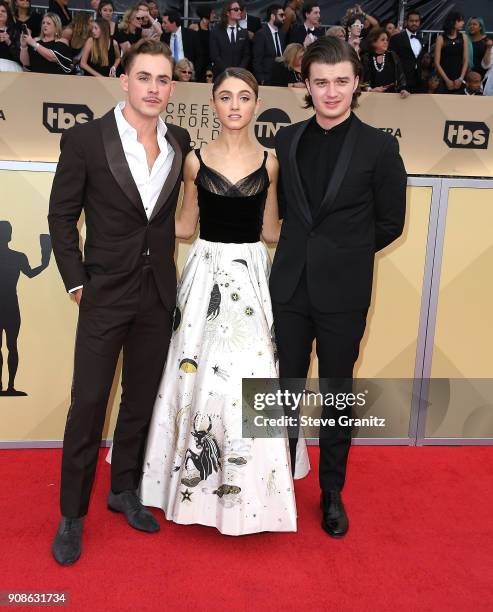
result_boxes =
[205,309,249,353]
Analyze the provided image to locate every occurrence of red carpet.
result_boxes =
[1,446,492,611]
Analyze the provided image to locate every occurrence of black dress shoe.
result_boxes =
[321,490,349,538]
[107,490,160,533]
[52,517,84,565]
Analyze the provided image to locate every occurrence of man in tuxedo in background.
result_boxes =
[389,10,426,93]
[48,40,191,565]
[271,37,406,538]
[238,1,261,38]
[289,2,324,45]
[210,0,251,76]
[253,3,286,84]
[162,9,204,78]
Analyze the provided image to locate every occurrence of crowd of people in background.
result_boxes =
[0,0,491,95]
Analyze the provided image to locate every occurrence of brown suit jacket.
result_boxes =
[48,109,191,310]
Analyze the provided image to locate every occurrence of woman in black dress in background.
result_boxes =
[19,12,72,74]
[270,42,305,87]
[80,18,119,76]
[467,16,490,78]
[434,11,468,94]
[362,27,409,97]
[13,0,41,39]
[0,1,21,72]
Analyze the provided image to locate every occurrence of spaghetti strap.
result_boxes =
[194,148,203,164]
[262,150,268,166]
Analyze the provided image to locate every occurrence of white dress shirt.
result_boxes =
[227,24,238,42]
[69,102,175,293]
[406,29,422,58]
[170,27,185,61]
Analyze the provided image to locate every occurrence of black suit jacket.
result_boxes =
[288,24,324,45]
[389,30,426,92]
[209,25,251,76]
[246,14,262,34]
[270,115,407,312]
[253,24,286,84]
[48,110,191,310]
[162,27,204,79]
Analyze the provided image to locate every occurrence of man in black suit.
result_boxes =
[389,10,426,93]
[289,2,325,45]
[162,8,204,78]
[210,0,251,76]
[271,38,406,538]
[238,2,261,37]
[48,40,191,565]
[253,3,286,84]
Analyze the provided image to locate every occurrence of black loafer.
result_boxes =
[321,490,349,538]
[52,517,84,565]
[107,490,160,533]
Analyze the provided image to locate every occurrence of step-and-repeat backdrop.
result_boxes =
[1,73,492,444]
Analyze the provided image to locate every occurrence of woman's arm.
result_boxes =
[482,38,493,69]
[109,39,121,76]
[175,151,200,240]
[80,37,100,76]
[458,32,469,83]
[261,153,281,244]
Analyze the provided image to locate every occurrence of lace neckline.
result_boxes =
[195,149,268,188]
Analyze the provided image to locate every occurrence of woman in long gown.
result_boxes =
[139,68,309,535]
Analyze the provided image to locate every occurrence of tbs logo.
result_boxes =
[444,121,489,149]
[43,103,93,133]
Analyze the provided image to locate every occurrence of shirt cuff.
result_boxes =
[68,285,83,293]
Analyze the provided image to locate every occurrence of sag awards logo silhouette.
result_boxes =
[43,102,94,133]
[443,121,489,149]
[254,109,291,149]
[0,221,52,397]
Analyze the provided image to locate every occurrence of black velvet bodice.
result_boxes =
[194,149,269,243]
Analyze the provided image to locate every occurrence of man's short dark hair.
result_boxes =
[163,8,182,27]
[406,10,421,21]
[196,4,213,20]
[302,2,318,19]
[121,39,173,74]
[266,3,282,21]
[301,37,362,109]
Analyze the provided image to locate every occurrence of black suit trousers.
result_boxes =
[272,270,367,492]
[60,263,172,517]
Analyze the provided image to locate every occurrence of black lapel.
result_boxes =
[288,118,312,227]
[100,110,145,218]
[148,126,183,222]
[313,115,361,225]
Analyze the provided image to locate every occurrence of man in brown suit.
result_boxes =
[48,40,191,565]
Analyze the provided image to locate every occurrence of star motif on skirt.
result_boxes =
[245,306,254,316]
[231,292,240,301]
[212,365,219,374]
[181,489,193,502]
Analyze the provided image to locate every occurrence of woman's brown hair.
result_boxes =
[212,67,259,99]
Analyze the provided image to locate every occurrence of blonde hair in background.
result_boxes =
[326,25,345,39]
[174,58,195,80]
[118,6,136,33]
[44,12,63,39]
[90,18,110,66]
[278,42,303,70]
[71,11,93,49]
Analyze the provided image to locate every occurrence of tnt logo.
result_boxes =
[254,109,291,149]
[443,121,489,149]
[43,103,93,133]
